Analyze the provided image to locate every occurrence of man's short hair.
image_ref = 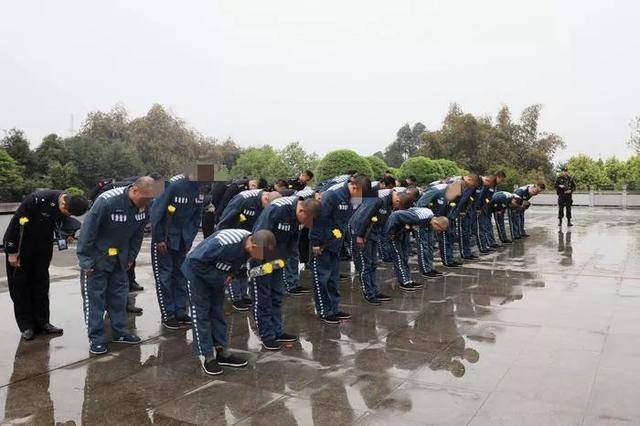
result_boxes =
[494,170,506,178]
[466,174,480,186]
[431,216,449,230]
[303,170,314,180]
[346,169,358,176]
[350,173,371,190]
[397,179,409,187]
[276,179,288,188]
[251,230,277,260]
[404,186,420,202]
[537,183,546,190]
[298,198,321,217]
[257,178,268,189]
[63,194,89,216]
[382,175,396,188]
[396,192,412,209]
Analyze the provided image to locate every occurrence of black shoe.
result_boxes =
[490,244,500,249]
[41,323,64,334]
[376,293,392,302]
[129,281,144,292]
[422,270,442,278]
[445,262,462,268]
[567,221,573,227]
[502,239,513,244]
[162,319,181,330]
[232,301,250,312]
[410,281,424,289]
[176,314,192,325]
[90,342,108,355]
[364,296,381,306]
[127,305,143,314]
[399,282,417,292]
[262,340,283,350]
[112,333,142,344]
[321,315,340,325]
[276,333,298,342]
[336,311,352,320]
[217,353,248,368]
[242,297,253,306]
[558,220,562,227]
[521,234,530,238]
[21,329,35,341]
[286,287,311,296]
[479,249,490,254]
[202,358,223,376]
[466,255,479,259]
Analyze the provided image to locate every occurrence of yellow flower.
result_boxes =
[450,202,456,207]
[404,224,412,230]
[108,248,119,256]
[239,213,247,222]
[167,205,176,214]
[470,197,475,202]
[371,216,378,223]
[263,263,274,274]
[19,217,29,226]
[276,259,285,268]
[332,229,342,239]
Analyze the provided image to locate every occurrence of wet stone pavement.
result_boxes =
[1,206,640,425]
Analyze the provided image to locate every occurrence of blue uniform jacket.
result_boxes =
[316,174,350,193]
[253,196,300,257]
[475,184,495,212]
[514,185,534,201]
[416,184,449,216]
[150,175,204,251]
[490,191,514,213]
[186,229,251,276]
[449,186,476,218]
[309,182,354,253]
[77,185,146,272]
[384,208,434,238]
[216,189,263,231]
[348,195,383,241]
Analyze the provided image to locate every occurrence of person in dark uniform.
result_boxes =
[77,177,155,354]
[286,170,314,192]
[150,173,205,330]
[555,168,576,227]
[3,189,88,340]
[181,229,277,375]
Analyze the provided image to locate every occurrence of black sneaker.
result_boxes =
[232,300,250,312]
[335,311,352,320]
[112,334,142,344]
[126,304,143,314]
[162,319,181,330]
[242,297,253,306]
[129,281,144,292]
[90,342,108,355]
[558,220,562,227]
[275,333,298,342]
[262,340,283,351]
[376,293,392,302]
[21,329,35,341]
[176,314,192,325]
[202,358,223,376]
[422,270,442,278]
[321,315,340,325]
[217,353,248,368]
[410,281,424,289]
[286,287,311,296]
[567,221,573,227]
[364,296,381,306]
[490,244,500,249]
[521,234,530,238]
[399,282,417,292]
[502,239,513,244]
[445,262,462,268]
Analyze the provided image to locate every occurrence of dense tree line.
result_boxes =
[2,103,639,202]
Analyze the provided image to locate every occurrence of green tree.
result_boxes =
[433,159,465,177]
[0,150,26,201]
[384,123,425,167]
[1,128,34,174]
[33,133,70,175]
[231,145,289,182]
[566,154,611,190]
[398,156,443,185]
[364,155,389,179]
[279,142,319,177]
[315,150,373,182]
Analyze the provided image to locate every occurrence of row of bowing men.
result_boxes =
[76,169,545,376]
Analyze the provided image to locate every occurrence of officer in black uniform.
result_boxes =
[555,168,576,227]
[3,189,89,340]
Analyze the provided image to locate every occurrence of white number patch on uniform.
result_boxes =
[277,223,291,232]
[135,213,146,221]
[215,262,232,271]
[338,203,349,211]
[243,209,256,217]
[174,196,188,204]
[110,214,128,222]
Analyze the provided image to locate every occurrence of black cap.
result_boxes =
[67,195,89,216]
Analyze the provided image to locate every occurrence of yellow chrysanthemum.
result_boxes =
[263,263,274,274]
[332,229,342,239]
[19,217,29,226]
[371,216,378,223]
[239,213,247,222]
[167,205,177,214]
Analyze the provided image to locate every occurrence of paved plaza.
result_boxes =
[1,206,640,425]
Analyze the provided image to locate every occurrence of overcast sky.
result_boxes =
[1,0,638,162]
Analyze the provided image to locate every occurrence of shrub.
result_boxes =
[315,149,373,182]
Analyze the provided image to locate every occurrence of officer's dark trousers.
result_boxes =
[127,260,136,287]
[181,260,227,357]
[558,194,572,220]
[6,251,52,332]
[457,214,473,258]
[151,243,188,322]
[81,264,129,345]
[389,234,412,286]
[438,227,455,265]
[494,211,508,242]
[310,249,340,318]
[351,235,379,299]
[202,210,216,238]
[284,239,301,291]
[251,266,285,342]
[416,227,434,274]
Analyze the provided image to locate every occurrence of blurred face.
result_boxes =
[295,205,314,228]
[562,170,569,177]
[445,182,462,202]
[482,176,495,187]
[495,175,505,185]
[128,186,154,209]
[245,238,266,261]
[348,182,363,199]
[249,180,259,189]
[530,186,541,196]
[261,192,270,208]
[391,192,402,209]
[299,173,310,184]
[57,195,71,216]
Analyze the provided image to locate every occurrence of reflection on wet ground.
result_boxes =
[1,206,640,424]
